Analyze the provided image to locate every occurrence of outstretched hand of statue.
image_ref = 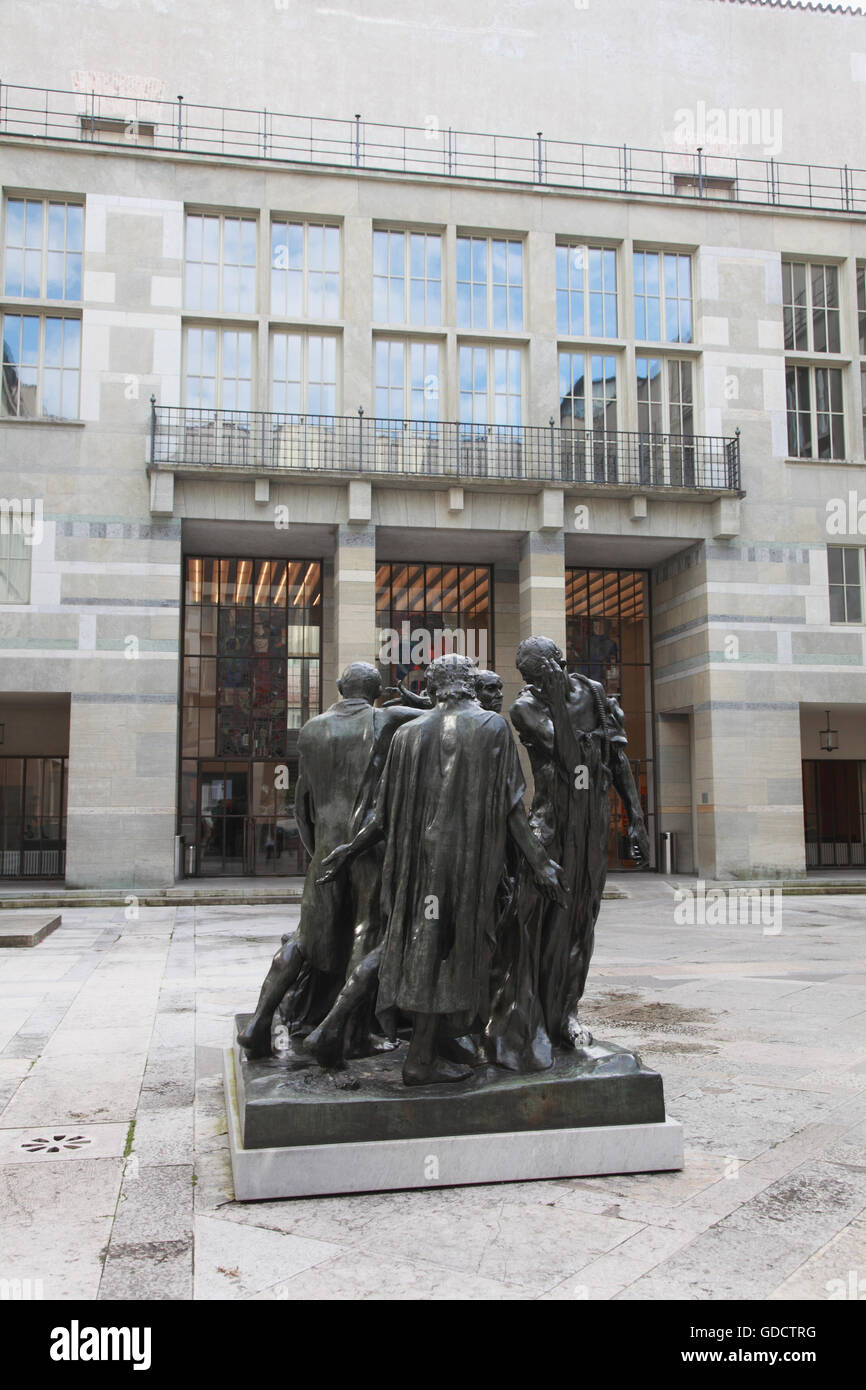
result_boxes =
[382,682,433,710]
[533,857,569,909]
[317,844,351,884]
[628,815,651,867]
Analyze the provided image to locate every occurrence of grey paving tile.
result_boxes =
[98,1164,194,1301]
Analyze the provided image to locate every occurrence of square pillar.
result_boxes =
[692,699,805,879]
[493,563,521,714]
[65,683,178,889]
[518,529,566,650]
[333,521,378,680]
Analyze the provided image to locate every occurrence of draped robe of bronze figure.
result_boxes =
[486,637,649,1072]
[237,663,422,1059]
[318,653,566,1084]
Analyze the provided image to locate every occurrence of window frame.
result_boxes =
[0,525,32,604]
[184,211,258,316]
[183,323,256,416]
[556,243,619,339]
[373,229,442,328]
[1,309,82,421]
[456,235,524,333]
[458,341,523,428]
[373,337,441,423]
[828,545,864,625]
[558,349,618,434]
[2,196,84,303]
[633,249,693,345]
[785,362,846,462]
[782,258,842,355]
[269,218,341,321]
[270,329,339,417]
[635,353,696,438]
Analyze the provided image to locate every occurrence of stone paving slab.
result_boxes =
[0,878,864,1300]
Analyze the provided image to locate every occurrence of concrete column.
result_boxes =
[692,700,805,880]
[492,563,521,714]
[65,685,178,890]
[518,529,566,649]
[333,520,378,680]
[526,228,557,427]
[342,215,373,415]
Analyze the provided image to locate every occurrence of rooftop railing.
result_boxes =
[0,81,863,214]
[150,404,742,492]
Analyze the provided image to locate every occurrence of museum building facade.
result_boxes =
[1,2,866,886]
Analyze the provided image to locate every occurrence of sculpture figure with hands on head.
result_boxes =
[486,635,649,1072]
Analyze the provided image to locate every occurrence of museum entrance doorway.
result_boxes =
[802,759,866,868]
[178,556,322,877]
[566,567,654,870]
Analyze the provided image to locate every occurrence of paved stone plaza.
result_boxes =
[1,877,865,1302]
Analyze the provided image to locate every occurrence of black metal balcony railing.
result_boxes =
[0,81,863,215]
[150,405,741,492]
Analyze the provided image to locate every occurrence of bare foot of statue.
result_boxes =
[563,1014,593,1048]
[237,1016,273,1058]
[402,1056,473,1086]
[304,1019,346,1069]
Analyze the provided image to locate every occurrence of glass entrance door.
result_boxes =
[178,555,322,876]
[198,761,249,875]
[0,757,67,878]
[803,760,866,868]
[566,568,654,870]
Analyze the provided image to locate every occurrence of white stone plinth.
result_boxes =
[223,1048,684,1202]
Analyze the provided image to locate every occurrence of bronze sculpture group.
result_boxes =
[239,638,650,1086]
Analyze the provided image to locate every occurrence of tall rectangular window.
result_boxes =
[457,236,523,331]
[374,339,439,422]
[636,356,695,485]
[558,352,617,432]
[373,230,441,326]
[1,312,80,419]
[667,358,695,437]
[3,198,83,301]
[828,546,863,624]
[270,221,339,318]
[783,260,840,353]
[459,344,521,426]
[271,332,337,415]
[786,365,844,460]
[634,250,692,343]
[185,213,257,313]
[184,327,253,414]
[0,526,31,603]
[559,352,618,483]
[556,245,617,337]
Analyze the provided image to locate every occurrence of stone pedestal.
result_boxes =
[224,1019,684,1200]
[0,913,61,946]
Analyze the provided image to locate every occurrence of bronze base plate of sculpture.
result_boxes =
[234,1014,666,1151]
